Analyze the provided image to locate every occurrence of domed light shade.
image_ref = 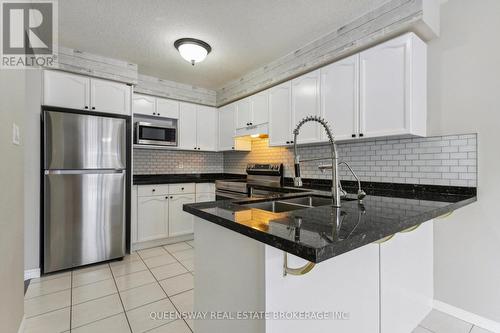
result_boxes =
[174,38,212,66]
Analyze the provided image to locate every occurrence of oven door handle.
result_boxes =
[215,190,248,200]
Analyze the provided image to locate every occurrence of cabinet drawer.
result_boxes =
[169,183,195,194]
[196,183,215,193]
[138,184,169,197]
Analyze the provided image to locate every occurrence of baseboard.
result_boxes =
[131,234,194,251]
[17,315,25,333]
[24,268,40,281]
[433,300,500,333]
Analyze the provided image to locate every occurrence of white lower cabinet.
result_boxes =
[137,195,168,242]
[135,183,216,246]
[379,221,433,333]
[168,194,196,237]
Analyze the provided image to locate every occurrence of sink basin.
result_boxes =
[280,196,333,207]
[239,195,357,213]
[241,201,310,213]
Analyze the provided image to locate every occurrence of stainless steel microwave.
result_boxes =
[135,120,177,146]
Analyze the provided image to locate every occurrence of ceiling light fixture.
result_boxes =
[174,38,212,66]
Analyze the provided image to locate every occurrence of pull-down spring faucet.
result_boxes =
[293,116,341,208]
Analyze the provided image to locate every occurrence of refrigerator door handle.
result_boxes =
[44,169,125,175]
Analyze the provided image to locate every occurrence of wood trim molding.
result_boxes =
[215,0,440,106]
[50,46,138,85]
[134,74,217,107]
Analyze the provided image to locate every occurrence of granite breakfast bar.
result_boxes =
[184,184,476,333]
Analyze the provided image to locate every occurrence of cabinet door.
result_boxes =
[168,194,196,237]
[235,98,252,129]
[156,98,180,119]
[291,70,321,144]
[137,196,168,242]
[251,90,269,125]
[359,35,411,138]
[196,192,215,203]
[43,70,90,110]
[133,93,156,116]
[218,103,236,151]
[380,222,433,333]
[268,81,292,146]
[179,102,198,150]
[321,54,359,141]
[196,106,218,151]
[90,78,131,115]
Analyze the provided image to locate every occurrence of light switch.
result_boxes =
[12,123,20,145]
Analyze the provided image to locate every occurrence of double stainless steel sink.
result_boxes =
[239,195,355,213]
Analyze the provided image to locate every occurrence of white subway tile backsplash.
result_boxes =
[133,134,477,187]
[223,134,477,187]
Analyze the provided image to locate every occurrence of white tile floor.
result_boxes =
[24,241,195,333]
[24,240,494,333]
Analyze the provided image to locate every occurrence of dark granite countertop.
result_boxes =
[133,173,246,185]
[183,182,477,263]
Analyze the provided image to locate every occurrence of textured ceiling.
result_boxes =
[59,0,390,90]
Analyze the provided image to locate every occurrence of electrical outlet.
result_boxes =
[12,123,20,145]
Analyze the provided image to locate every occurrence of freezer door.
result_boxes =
[44,170,125,273]
[44,111,126,170]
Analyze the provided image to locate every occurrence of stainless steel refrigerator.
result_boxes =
[43,110,127,273]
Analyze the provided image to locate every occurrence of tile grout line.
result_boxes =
[137,246,194,333]
[108,262,134,333]
[69,269,73,332]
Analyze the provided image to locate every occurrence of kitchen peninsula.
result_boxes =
[184,183,476,333]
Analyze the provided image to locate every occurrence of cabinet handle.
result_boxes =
[153,112,157,116]
[352,134,356,138]
[359,133,364,137]
[231,146,235,150]
[84,106,88,109]
[165,196,168,199]
[286,141,290,144]
[91,107,96,110]
[181,187,184,190]
[170,196,173,199]
[290,140,294,144]
[158,113,160,116]
[152,189,155,192]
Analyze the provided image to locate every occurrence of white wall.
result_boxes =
[0,70,26,332]
[428,0,500,322]
[24,69,42,271]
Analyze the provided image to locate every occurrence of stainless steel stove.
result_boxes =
[215,163,284,200]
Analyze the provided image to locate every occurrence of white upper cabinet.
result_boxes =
[291,69,321,144]
[43,70,131,115]
[156,98,180,119]
[132,93,156,116]
[359,33,427,138]
[235,91,269,129]
[321,54,359,141]
[44,70,90,110]
[250,90,269,126]
[178,102,218,151]
[90,78,131,115]
[196,105,218,151]
[218,103,236,151]
[269,81,293,147]
[235,98,252,129]
[179,102,198,150]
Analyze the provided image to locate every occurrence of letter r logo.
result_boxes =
[2,2,54,55]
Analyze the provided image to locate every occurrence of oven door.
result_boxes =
[215,189,248,201]
[136,122,177,146]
